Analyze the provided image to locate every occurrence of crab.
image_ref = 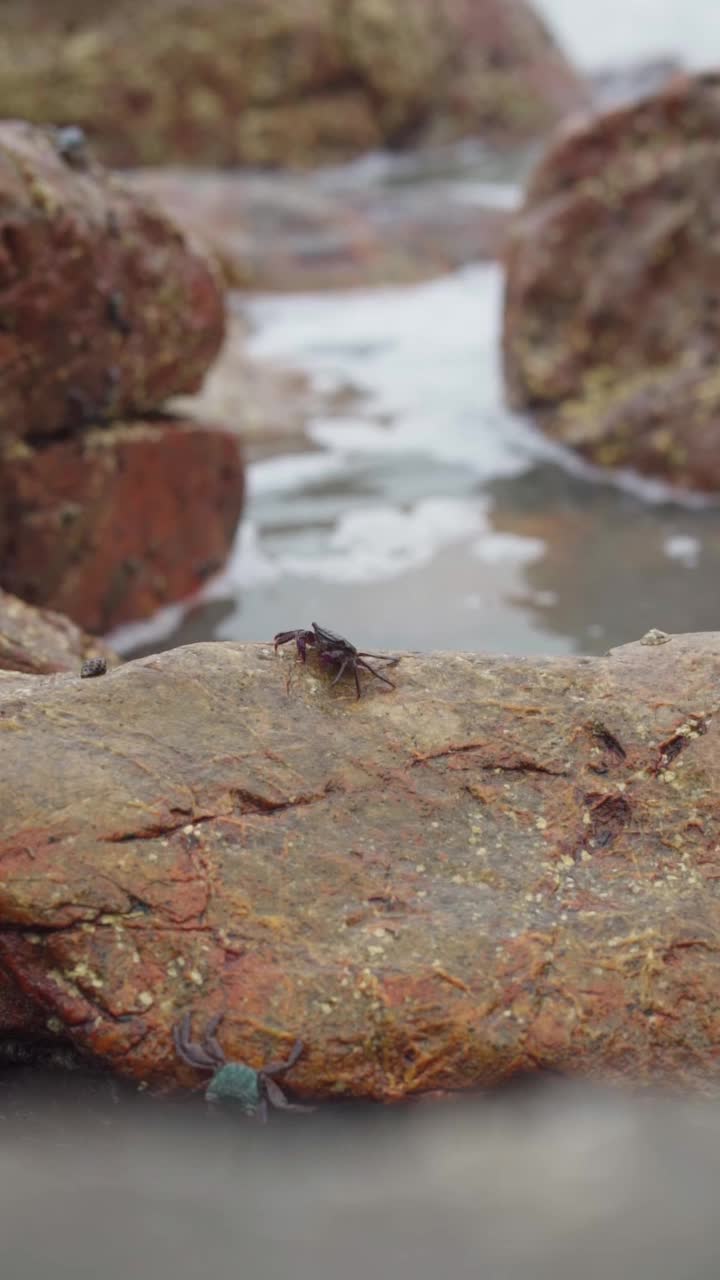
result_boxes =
[273,622,399,699]
[173,1013,313,1122]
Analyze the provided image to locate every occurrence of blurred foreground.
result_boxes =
[1,1072,718,1280]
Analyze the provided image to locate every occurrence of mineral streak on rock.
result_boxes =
[0,119,225,442]
[0,588,117,675]
[503,72,720,491]
[0,420,244,633]
[0,0,589,169]
[1,635,720,1100]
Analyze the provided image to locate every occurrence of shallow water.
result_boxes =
[113,263,719,662]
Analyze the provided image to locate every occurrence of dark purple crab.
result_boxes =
[273,622,399,699]
[173,1012,313,1122]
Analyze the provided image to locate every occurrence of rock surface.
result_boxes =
[503,72,720,491]
[0,588,117,675]
[0,0,588,169]
[0,120,225,442]
[0,420,244,633]
[128,167,508,291]
[2,633,720,1099]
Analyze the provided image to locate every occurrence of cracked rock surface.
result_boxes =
[2,634,720,1099]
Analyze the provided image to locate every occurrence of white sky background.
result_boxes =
[535,0,720,69]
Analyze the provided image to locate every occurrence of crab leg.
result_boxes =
[264,1077,315,1112]
[173,1013,220,1070]
[263,1039,306,1077]
[356,658,396,688]
[330,657,350,686]
[203,1012,226,1066]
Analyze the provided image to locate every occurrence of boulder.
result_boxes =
[2,632,720,1099]
[0,120,225,442]
[0,0,588,169]
[503,72,720,491]
[0,588,117,674]
[0,420,244,633]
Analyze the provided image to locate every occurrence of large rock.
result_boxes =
[0,0,588,169]
[2,632,720,1099]
[0,588,116,674]
[0,120,225,442]
[0,420,244,633]
[503,72,720,491]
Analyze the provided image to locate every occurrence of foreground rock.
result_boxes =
[0,0,588,169]
[128,167,508,291]
[0,120,225,442]
[503,72,720,491]
[0,420,244,632]
[2,633,720,1099]
[0,588,117,674]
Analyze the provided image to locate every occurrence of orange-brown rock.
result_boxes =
[0,420,244,633]
[2,633,720,1100]
[128,167,507,291]
[0,120,225,442]
[0,0,588,170]
[503,72,720,491]
[0,588,117,675]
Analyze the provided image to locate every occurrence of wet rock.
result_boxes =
[0,120,225,442]
[503,72,720,492]
[128,167,508,291]
[0,420,244,633]
[2,633,720,1099]
[0,588,117,675]
[0,0,588,170]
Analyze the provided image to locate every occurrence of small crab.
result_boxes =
[173,1013,313,1122]
[273,622,399,699]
